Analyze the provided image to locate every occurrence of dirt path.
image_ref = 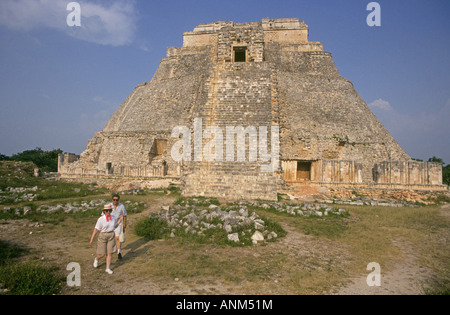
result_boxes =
[332,204,450,295]
[1,197,448,295]
[332,241,431,295]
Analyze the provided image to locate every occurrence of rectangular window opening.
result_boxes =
[106,162,112,174]
[296,161,311,181]
[234,47,247,62]
[149,139,168,163]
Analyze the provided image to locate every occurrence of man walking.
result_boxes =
[110,194,127,259]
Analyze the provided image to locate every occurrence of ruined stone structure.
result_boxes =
[59,18,446,200]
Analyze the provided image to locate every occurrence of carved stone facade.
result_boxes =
[59,18,446,200]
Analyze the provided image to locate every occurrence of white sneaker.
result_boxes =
[105,268,113,274]
[93,258,98,268]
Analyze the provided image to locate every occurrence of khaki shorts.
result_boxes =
[97,231,117,255]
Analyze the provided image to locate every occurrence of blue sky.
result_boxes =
[0,0,449,163]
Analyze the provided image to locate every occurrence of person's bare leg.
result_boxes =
[116,236,122,259]
[115,236,120,251]
[106,253,111,269]
[94,254,104,268]
[105,253,113,274]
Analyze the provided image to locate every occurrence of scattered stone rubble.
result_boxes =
[36,199,109,214]
[0,185,103,204]
[150,198,348,245]
[237,200,348,217]
[0,186,38,202]
[1,199,145,216]
[322,197,420,207]
[151,199,280,245]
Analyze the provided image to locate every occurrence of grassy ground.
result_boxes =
[0,161,448,295]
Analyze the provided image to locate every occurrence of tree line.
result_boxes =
[0,148,62,173]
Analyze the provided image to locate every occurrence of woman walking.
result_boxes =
[89,204,118,274]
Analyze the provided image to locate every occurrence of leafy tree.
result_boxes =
[443,164,450,186]
[0,154,10,161]
[9,147,63,172]
[428,156,444,164]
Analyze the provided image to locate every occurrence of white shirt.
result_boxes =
[110,202,127,223]
[95,214,117,233]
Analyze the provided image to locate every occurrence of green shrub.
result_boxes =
[0,240,28,266]
[0,262,64,295]
[134,217,169,240]
[443,164,450,186]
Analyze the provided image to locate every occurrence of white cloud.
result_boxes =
[69,0,137,46]
[0,0,138,46]
[369,98,393,111]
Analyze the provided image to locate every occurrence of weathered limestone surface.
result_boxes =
[58,18,446,201]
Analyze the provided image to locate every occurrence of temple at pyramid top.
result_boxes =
[176,18,324,63]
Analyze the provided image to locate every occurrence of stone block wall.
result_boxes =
[58,153,79,173]
[216,24,264,63]
[183,162,277,200]
[59,131,182,178]
[374,161,443,185]
[269,45,410,182]
[182,60,279,200]
[281,159,363,184]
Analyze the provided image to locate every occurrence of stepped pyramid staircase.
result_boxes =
[183,62,280,200]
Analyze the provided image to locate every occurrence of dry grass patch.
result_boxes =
[1,185,448,295]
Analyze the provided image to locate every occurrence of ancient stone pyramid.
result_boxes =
[59,18,443,200]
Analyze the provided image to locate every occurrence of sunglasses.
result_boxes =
[104,209,112,212]
[112,199,119,201]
